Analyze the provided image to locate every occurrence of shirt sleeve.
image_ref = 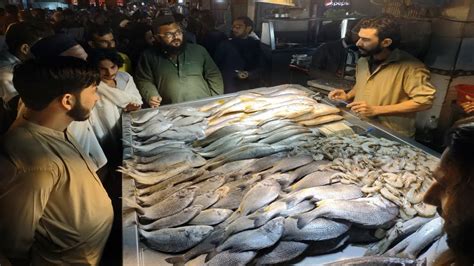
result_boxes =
[404,66,436,105]
[135,52,160,103]
[0,155,56,260]
[202,48,224,96]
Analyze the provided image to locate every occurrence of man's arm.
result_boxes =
[348,99,431,117]
[202,48,224,96]
[134,52,161,107]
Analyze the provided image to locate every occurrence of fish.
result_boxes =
[216,217,285,252]
[133,121,173,138]
[258,127,311,145]
[204,251,256,266]
[131,140,185,155]
[296,196,399,229]
[131,108,161,125]
[254,241,308,265]
[282,160,332,187]
[347,226,384,244]
[209,159,257,175]
[385,217,444,259]
[126,187,197,222]
[159,128,204,142]
[251,201,288,227]
[224,216,259,236]
[139,225,213,253]
[128,152,206,172]
[271,133,317,147]
[279,200,315,217]
[195,124,257,147]
[237,179,281,216]
[259,119,296,133]
[139,205,202,231]
[284,184,364,208]
[119,162,191,186]
[298,114,344,126]
[282,217,350,241]
[134,168,206,195]
[136,181,193,205]
[188,209,234,226]
[324,256,426,266]
[305,234,350,256]
[194,175,227,196]
[259,155,314,176]
[292,103,340,121]
[192,191,221,210]
[198,136,246,158]
[165,106,211,118]
[288,170,342,192]
[172,115,204,127]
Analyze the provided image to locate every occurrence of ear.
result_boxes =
[381,38,392,49]
[60,93,76,111]
[19,44,30,57]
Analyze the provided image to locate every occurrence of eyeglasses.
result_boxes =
[159,29,183,39]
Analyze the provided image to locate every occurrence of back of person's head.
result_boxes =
[87,24,114,40]
[359,15,401,50]
[446,122,474,179]
[31,34,87,61]
[5,21,54,56]
[152,15,175,33]
[234,16,254,31]
[13,56,99,111]
[88,48,124,68]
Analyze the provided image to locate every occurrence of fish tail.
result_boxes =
[205,249,218,262]
[122,197,143,213]
[296,215,311,229]
[164,256,186,266]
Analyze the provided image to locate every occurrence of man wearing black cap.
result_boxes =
[135,15,223,107]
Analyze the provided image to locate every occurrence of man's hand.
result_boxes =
[347,101,380,117]
[328,89,348,101]
[124,103,141,112]
[148,96,162,108]
[460,95,474,114]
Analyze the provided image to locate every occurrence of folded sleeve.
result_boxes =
[404,66,436,105]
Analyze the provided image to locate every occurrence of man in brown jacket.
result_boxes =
[329,16,436,137]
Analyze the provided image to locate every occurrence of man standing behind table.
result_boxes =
[329,16,436,137]
[0,56,113,265]
[135,15,223,107]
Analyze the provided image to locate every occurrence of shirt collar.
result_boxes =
[14,116,68,140]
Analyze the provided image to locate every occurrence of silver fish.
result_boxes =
[194,175,227,196]
[282,217,350,241]
[296,196,399,229]
[131,108,161,125]
[284,184,364,208]
[224,216,258,236]
[204,250,256,266]
[134,121,173,138]
[280,200,315,217]
[209,159,257,176]
[254,241,308,265]
[306,234,350,256]
[131,152,206,172]
[188,209,234,226]
[139,205,202,231]
[259,155,314,176]
[131,140,185,155]
[192,191,221,210]
[136,181,193,206]
[288,170,342,192]
[119,162,191,186]
[172,115,204,127]
[135,168,206,195]
[216,217,285,252]
[251,201,288,227]
[139,225,213,253]
[282,160,331,187]
[258,127,310,144]
[324,256,426,266]
[195,124,256,147]
[236,179,281,219]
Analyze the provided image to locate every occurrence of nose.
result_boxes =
[356,38,362,47]
[106,68,113,76]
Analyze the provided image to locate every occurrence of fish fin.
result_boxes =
[122,197,143,213]
[252,217,267,227]
[205,249,218,262]
[296,216,310,229]
[164,255,186,266]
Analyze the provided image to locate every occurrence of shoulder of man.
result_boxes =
[394,49,427,68]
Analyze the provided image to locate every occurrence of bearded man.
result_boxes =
[329,16,436,137]
[135,15,223,107]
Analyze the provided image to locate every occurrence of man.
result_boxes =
[86,24,132,73]
[0,56,113,264]
[214,16,265,93]
[135,15,223,107]
[0,22,53,134]
[329,16,436,137]
[423,122,474,265]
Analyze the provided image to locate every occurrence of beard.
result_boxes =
[67,99,91,121]
[158,37,186,55]
[358,42,383,57]
[445,219,474,259]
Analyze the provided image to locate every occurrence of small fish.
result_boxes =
[284,184,364,208]
[131,108,161,125]
[288,170,342,192]
[280,200,315,217]
[238,179,281,216]
[139,205,202,231]
[204,250,256,266]
[133,121,173,138]
[282,217,350,241]
[259,155,314,176]
[254,241,308,265]
[188,209,233,226]
[139,225,213,253]
[194,175,227,196]
[324,256,426,266]
[120,162,191,186]
[192,191,221,210]
[136,181,193,206]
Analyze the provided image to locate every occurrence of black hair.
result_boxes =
[445,122,474,181]
[87,24,114,41]
[152,15,176,33]
[88,48,124,68]
[5,21,53,55]
[13,56,100,111]
[358,16,401,50]
[234,16,254,31]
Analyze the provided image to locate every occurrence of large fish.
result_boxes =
[188,209,234,226]
[136,181,193,206]
[134,168,206,195]
[195,124,257,147]
[131,108,161,125]
[204,250,256,266]
[119,162,191,186]
[128,152,206,172]
[282,217,350,241]
[282,160,332,187]
[139,205,202,231]
[216,217,285,252]
[194,175,227,196]
[284,184,364,208]
[296,196,399,229]
[192,191,221,210]
[280,200,315,217]
[259,155,314,176]
[237,179,281,216]
[139,225,213,253]
[133,121,173,138]
[258,127,310,145]
[253,241,309,265]
[324,256,426,266]
[288,170,342,192]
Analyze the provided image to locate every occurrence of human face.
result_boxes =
[232,19,250,39]
[156,23,183,48]
[92,33,116,49]
[423,149,474,255]
[66,84,99,121]
[98,59,118,82]
[145,30,155,46]
[356,28,383,57]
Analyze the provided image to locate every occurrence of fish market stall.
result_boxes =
[122,84,442,265]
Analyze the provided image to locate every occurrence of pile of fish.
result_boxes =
[121,84,443,265]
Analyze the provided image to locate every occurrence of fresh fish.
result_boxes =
[259,155,314,176]
[198,136,246,158]
[204,250,256,266]
[282,217,350,241]
[195,124,256,147]
[188,209,233,225]
[131,108,161,125]
[134,121,173,138]
[192,191,221,210]
[136,181,193,206]
[159,128,203,141]
[254,241,308,265]
[324,256,426,266]
[293,103,340,121]
[126,187,197,222]
[119,162,191,186]
[172,115,204,127]
[129,152,206,172]
[385,217,444,259]
[166,106,211,118]
[280,200,315,217]
[288,170,342,192]
[299,114,344,126]
[283,160,331,187]
[139,225,213,253]
[139,205,202,231]
[251,201,288,227]
[224,216,258,236]
[366,216,435,256]
[296,196,399,229]
[133,148,197,164]
[258,127,310,144]
[209,159,257,175]
[134,168,206,195]
[306,234,350,256]
[271,132,317,147]
[237,153,288,176]
[194,175,227,195]
[213,185,248,210]
[131,140,185,155]
[240,103,314,125]
[284,184,364,208]
[237,179,281,216]
[216,217,285,252]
